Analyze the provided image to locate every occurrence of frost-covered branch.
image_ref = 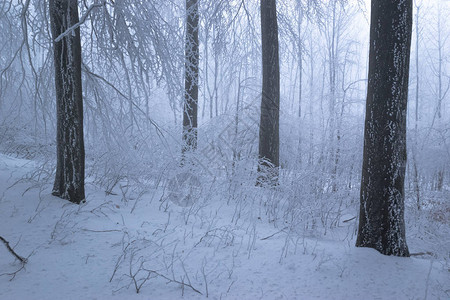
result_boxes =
[54,1,107,42]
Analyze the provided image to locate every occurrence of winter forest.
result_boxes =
[0,0,449,298]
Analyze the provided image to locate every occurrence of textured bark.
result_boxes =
[356,0,412,256]
[182,0,199,154]
[50,0,85,204]
[258,0,280,185]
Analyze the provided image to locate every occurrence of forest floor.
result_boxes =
[0,153,449,299]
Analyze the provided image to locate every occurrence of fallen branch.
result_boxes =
[410,251,434,257]
[0,236,27,263]
[81,228,122,233]
[260,227,288,241]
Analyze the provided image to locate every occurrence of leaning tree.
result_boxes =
[356,0,412,256]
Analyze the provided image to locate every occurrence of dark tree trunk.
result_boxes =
[258,0,280,185]
[182,0,199,155]
[50,0,85,204]
[356,0,412,256]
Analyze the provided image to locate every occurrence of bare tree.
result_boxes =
[435,1,448,120]
[412,0,422,209]
[50,0,85,204]
[429,1,449,190]
[356,0,412,256]
[297,2,304,119]
[183,0,200,155]
[258,0,280,185]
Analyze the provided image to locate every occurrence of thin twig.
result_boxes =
[0,262,26,281]
[81,228,122,233]
[142,268,203,295]
[343,216,356,223]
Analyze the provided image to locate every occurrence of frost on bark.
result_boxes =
[50,0,85,204]
[356,0,412,256]
[258,0,280,186]
[182,0,199,155]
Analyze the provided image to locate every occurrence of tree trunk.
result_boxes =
[356,0,412,257]
[258,0,280,185]
[437,7,442,119]
[202,27,208,118]
[297,3,303,165]
[308,28,314,165]
[413,3,420,210]
[182,0,199,155]
[415,4,419,134]
[50,0,85,204]
[298,4,303,118]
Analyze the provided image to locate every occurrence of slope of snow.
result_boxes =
[0,153,448,299]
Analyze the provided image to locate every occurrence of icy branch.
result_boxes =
[54,1,106,42]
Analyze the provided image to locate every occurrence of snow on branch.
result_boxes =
[54,1,107,42]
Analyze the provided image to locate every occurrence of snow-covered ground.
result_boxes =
[0,153,449,299]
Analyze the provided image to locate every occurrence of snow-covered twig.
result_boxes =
[142,268,203,295]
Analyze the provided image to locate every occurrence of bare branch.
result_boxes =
[142,268,203,295]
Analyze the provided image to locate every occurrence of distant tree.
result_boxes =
[297,2,304,119]
[182,0,200,155]
[434,1,448,120]
[429,2,449,191]
[356,0,412,256]
[258,0,280,185]
[50,0,85,204]
[412,0,421,210]
[320,1,356,192]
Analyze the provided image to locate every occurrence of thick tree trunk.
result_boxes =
[50,0,85,204]
[258,0,280,185]
[182,0,199,155]
[356,0,412,256]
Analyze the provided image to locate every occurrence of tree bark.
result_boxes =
[182,0,199,155]
[258,0,280,185]
[356,0,412,256]
[50,0,85,204]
